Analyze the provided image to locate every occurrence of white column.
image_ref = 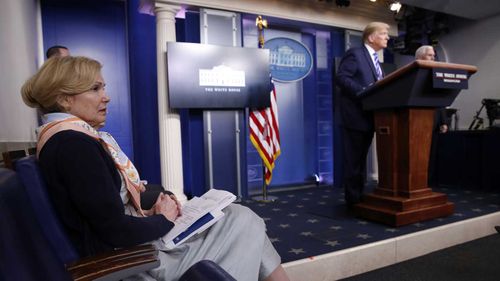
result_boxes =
[154,3,187,201]
[0,0,39,147]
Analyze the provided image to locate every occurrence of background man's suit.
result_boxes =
[335,46,382,205]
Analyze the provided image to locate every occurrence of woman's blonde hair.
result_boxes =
[21,56,102,113]
[362,22,390,43]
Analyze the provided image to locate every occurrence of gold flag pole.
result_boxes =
[256,15,267,48]
[252,15,277,203]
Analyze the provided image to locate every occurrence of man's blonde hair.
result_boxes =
[362,22,390,43]
[21,56,102,113]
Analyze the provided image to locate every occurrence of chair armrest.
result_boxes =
[2,150,27,170]
[67,244,160,281]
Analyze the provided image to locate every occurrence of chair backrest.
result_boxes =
[0,168,72,280]
[15,156,79,264]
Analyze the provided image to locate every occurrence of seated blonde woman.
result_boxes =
[21,56,289,281]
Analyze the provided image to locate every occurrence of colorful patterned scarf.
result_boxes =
[36,114,145,216]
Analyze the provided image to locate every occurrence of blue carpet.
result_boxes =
[239,185,500,263]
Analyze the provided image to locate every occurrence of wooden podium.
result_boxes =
[354,60,478,226]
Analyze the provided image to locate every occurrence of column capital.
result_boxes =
[139,0,181,17]
[155,2,181,16]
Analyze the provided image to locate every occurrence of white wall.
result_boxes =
[439,14,500,129]
[0,0,39,148]
[150,0,398,35]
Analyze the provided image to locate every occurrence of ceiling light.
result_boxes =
[390,1,402,13]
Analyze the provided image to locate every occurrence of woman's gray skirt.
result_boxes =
[128,204,281,281]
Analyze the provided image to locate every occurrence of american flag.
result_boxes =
[249,80,280,185]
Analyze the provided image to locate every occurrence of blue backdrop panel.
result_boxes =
[302,33,319,184]
[127,0,161,184]
[177,12,206,198]
[256,31,316,187]
[181,13,207,197]
[199,10,244,196]
[243,16,335,192]
[181,109,205,198]
[331,28,346,188]
[209,111,241,193]
[41,0,134,160]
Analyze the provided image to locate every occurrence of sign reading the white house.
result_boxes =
[166,42,271,108]
[432,68,468,90]
[265,37,313,83]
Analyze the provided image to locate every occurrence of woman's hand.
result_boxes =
[154,193,180,222]
[168,194,182,216]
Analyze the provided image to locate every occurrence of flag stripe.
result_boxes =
[249,80,280,185]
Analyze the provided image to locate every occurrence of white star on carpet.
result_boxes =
[289,248,305,255]
[325,240,340,247]
[385,228,398,233]
[472,208,482,212]
[330,225,342,230]
[300,232,313,236]
[287,213,298,217]
[279,224,290,228]
[307,219,319,223]
[269,237,280,243]
[357,233,371,239]
[272,208,281,211]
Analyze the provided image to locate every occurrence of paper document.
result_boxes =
[161,189,236,249]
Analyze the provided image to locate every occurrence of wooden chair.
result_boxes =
[27,147,36,155]
[1,149,27,170]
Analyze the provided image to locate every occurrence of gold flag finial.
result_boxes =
[255,15,268,48]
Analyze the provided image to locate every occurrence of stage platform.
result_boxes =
[240,185,500,281]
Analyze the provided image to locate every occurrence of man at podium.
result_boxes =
[335,22,390,207]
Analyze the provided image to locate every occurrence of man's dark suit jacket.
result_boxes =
[335,46,381,132]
